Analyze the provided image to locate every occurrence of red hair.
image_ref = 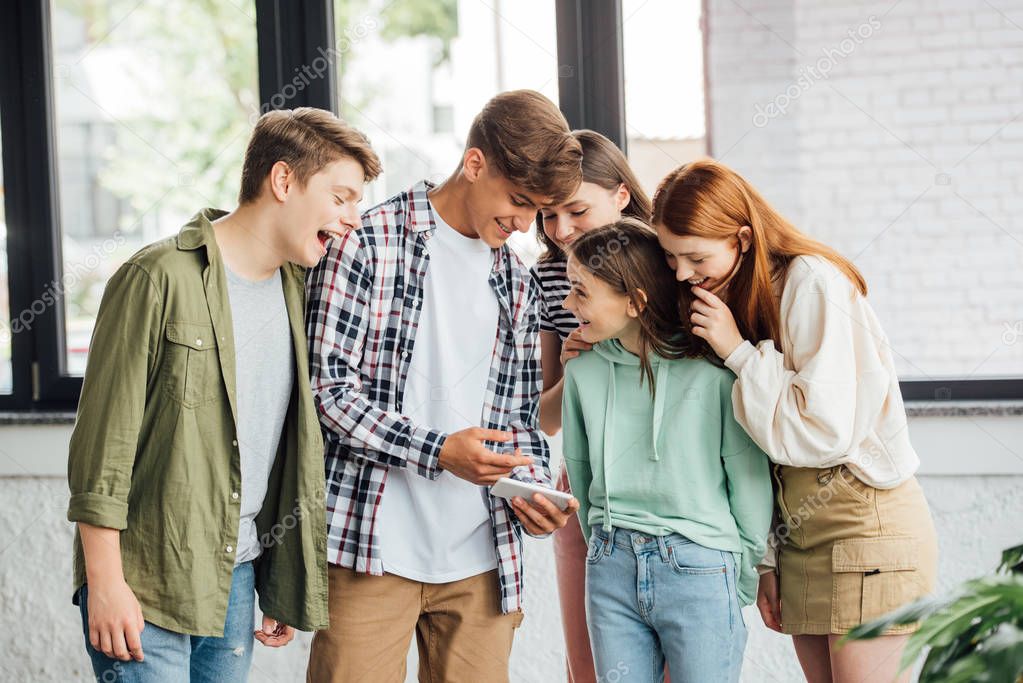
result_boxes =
[652,159,866,346]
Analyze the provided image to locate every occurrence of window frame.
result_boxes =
[1,0,60,410]
[0,0,338,411]
[556,0,627,151]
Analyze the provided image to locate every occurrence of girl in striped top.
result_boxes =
[531,130,655,683]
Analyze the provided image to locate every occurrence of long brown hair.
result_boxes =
[539,130,651,262]
[652,158,867,347]
[567,218,696,393]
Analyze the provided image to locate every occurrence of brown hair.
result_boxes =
[465,90,582,204]
[238,107,382,204]
[538,130,652,262]
[567,218,697,394]
[652,158,867,347]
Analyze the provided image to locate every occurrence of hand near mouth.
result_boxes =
[690,286,745,360]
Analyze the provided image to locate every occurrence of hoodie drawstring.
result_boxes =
[598,344,669,535]
[651,362,668,462]
[601,363,616,535]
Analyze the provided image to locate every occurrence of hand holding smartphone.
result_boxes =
[490,477,575,511]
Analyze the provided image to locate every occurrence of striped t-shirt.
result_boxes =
[532,256,577,342]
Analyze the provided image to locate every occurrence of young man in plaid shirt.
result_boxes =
[305,90,583,682]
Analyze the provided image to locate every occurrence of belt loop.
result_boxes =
[817,467,836,486]
[604,528,615,557]
[657,536,670,563]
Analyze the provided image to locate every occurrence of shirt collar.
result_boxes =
[407,180,513,274]
[176,208,229,252]
[407,180,438,234]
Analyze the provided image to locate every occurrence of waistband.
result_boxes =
[592,524,697,561]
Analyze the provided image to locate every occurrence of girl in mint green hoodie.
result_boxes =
[560,218,772,683]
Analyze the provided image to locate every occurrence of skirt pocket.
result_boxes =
[830,536,923,632]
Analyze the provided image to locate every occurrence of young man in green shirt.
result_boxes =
[67,107,381,682]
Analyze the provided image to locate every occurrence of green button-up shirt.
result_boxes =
[67,209,329,637]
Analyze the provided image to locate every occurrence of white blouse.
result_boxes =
[724,255,920,490]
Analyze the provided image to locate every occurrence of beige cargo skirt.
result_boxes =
[774,464,938,636]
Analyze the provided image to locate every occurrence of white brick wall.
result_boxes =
[707,0,1023,383]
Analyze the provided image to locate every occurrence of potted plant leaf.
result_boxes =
[842,544,1023,682]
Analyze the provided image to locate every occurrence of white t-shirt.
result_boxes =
[377,205,500,583]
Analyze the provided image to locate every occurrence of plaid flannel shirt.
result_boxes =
[306,180,552,614]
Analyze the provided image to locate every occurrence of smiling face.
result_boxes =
[562,255,641,345]
[273,157,366,267]
[655,223,749,293]
[540,181,629,249]
[460,148,556,248]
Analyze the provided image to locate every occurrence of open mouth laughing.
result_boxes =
[688,276,712,289]
[317,228,345,247]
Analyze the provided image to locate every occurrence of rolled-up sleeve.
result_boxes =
[67,263,162,529]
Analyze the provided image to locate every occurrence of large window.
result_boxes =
[1,0,1018,408]
[49,0,259,375]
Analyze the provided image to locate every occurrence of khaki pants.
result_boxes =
[307,566,524,683]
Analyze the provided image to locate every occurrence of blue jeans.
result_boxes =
[78,562,255,682]
[585,525,747,683]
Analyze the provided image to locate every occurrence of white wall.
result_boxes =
[2,412,1022,682]
[705,0,1023,380]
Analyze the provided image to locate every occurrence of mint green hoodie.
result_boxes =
[561,339,773,605]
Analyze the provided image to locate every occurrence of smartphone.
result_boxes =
[490,477,575,511]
